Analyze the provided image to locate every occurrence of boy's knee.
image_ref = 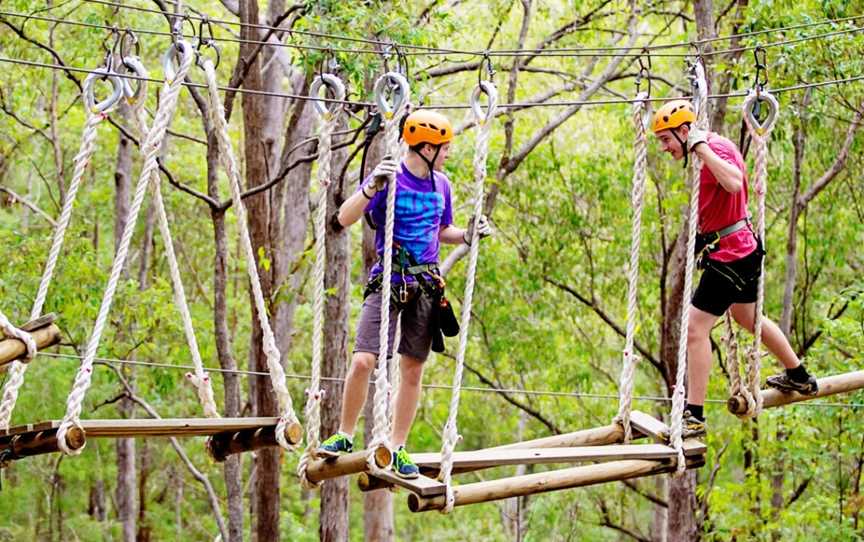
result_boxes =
[350,352,377,375]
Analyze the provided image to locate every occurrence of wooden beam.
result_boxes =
[410,441,706,472]
[627,411,669,441]
[408,456,706,512]
[303,446,393,485]
[367,470,446,497]
[206,422,303,461]
[0,425,85,461]
[491,423,625,451]
[0,313,61,369]
[0,417,295,438]
[727,371,864,414]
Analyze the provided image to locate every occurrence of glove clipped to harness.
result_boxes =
[431,297,459,353]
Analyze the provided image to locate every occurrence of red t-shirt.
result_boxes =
[698,134,757,262]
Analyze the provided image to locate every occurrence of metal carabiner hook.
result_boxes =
[477,51,495,88]
[195,17,221,70]
[753,46,768,96]
[101,26,121,74]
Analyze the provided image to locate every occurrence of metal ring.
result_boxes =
[470,81,498,124]
[309,73,346,118]
[120,56,148,104]
[373,71,410,120]
[83,68,125,114]
[162,39,194,82]
[743,88,779,136]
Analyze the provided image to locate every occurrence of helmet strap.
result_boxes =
[672,125,689,169]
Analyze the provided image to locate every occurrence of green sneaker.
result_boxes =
[392,446,419,479]
[318,433,353,458]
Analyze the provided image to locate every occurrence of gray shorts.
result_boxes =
[354,286,435,362]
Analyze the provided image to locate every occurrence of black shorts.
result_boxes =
[692,249,764,316]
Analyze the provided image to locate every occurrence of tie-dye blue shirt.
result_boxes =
[362,162,453,281]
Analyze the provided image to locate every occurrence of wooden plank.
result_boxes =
[411,442,705,472]
[409,456,706,512]
[0,417,284,438]
[728,370,864,414]
[368,470,446,497]
[628,411,669,441]
[491,423,624,451]
[20,313,57,332]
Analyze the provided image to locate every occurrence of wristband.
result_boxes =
[361,186,374,199]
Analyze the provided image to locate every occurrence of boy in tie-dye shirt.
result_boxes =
[318,111,491,478]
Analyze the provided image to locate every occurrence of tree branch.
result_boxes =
[542,276,665,378]
[0,185,57,226]
[799,104,863,207]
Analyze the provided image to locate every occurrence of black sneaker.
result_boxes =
[662,410,707,440]
[766,373,818,395]
[318,433,353,458]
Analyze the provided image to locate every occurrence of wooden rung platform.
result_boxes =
[408,455,706,512]
[365,470,446,497]
[0,313,62,369]
[0,417,284,439]
[411,440,706,473]
[728,370,864,414]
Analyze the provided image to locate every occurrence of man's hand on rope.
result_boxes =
[365,158,399,194]
[687,128,709,152]
[463,214,493,245]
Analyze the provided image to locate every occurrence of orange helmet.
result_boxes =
[651,100,696,133]
[402,110,453,147]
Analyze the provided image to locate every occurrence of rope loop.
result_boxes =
[310,73,346,119]
[373,71,409,120]
[83,67,125,114]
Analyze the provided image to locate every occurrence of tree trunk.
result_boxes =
[238,0,286,539]
[320,115,352,542]
[136,439,151,542]
[667,471,699,542]
[358,124,395,542]
[693,0,717,123]
[113,97,138,542]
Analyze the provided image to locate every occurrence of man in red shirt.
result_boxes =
[651,100,817,438]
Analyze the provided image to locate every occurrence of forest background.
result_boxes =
[0,0,863,540]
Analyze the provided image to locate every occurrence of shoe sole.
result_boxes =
[766,381,819,396]
[316,449,349,459]
[393,470,420,480]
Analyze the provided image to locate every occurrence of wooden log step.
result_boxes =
[0,425,85,462]
[303,446,392,485]
[408,455,706,512]
[206,422,303,462]
[410,441,706,473]
[728,370,864,414]
[0,417,292,439]
[0,313,62,369]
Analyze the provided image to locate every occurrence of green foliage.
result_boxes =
[2,0,864,540]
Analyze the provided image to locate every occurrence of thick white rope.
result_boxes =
[0,73,115,431]
[125,57,219,419]
[298,98,338,488]
[366,109,403,473]
[739,89,780,418]
[439,82,498,514]
[202,59,299,450]
[56,44,195,454]
[669,61,708,473]
[615,91,649,442]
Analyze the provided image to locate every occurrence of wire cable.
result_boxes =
[36,352,864,410]
[79,0,864,57]
[2,56,864,111]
